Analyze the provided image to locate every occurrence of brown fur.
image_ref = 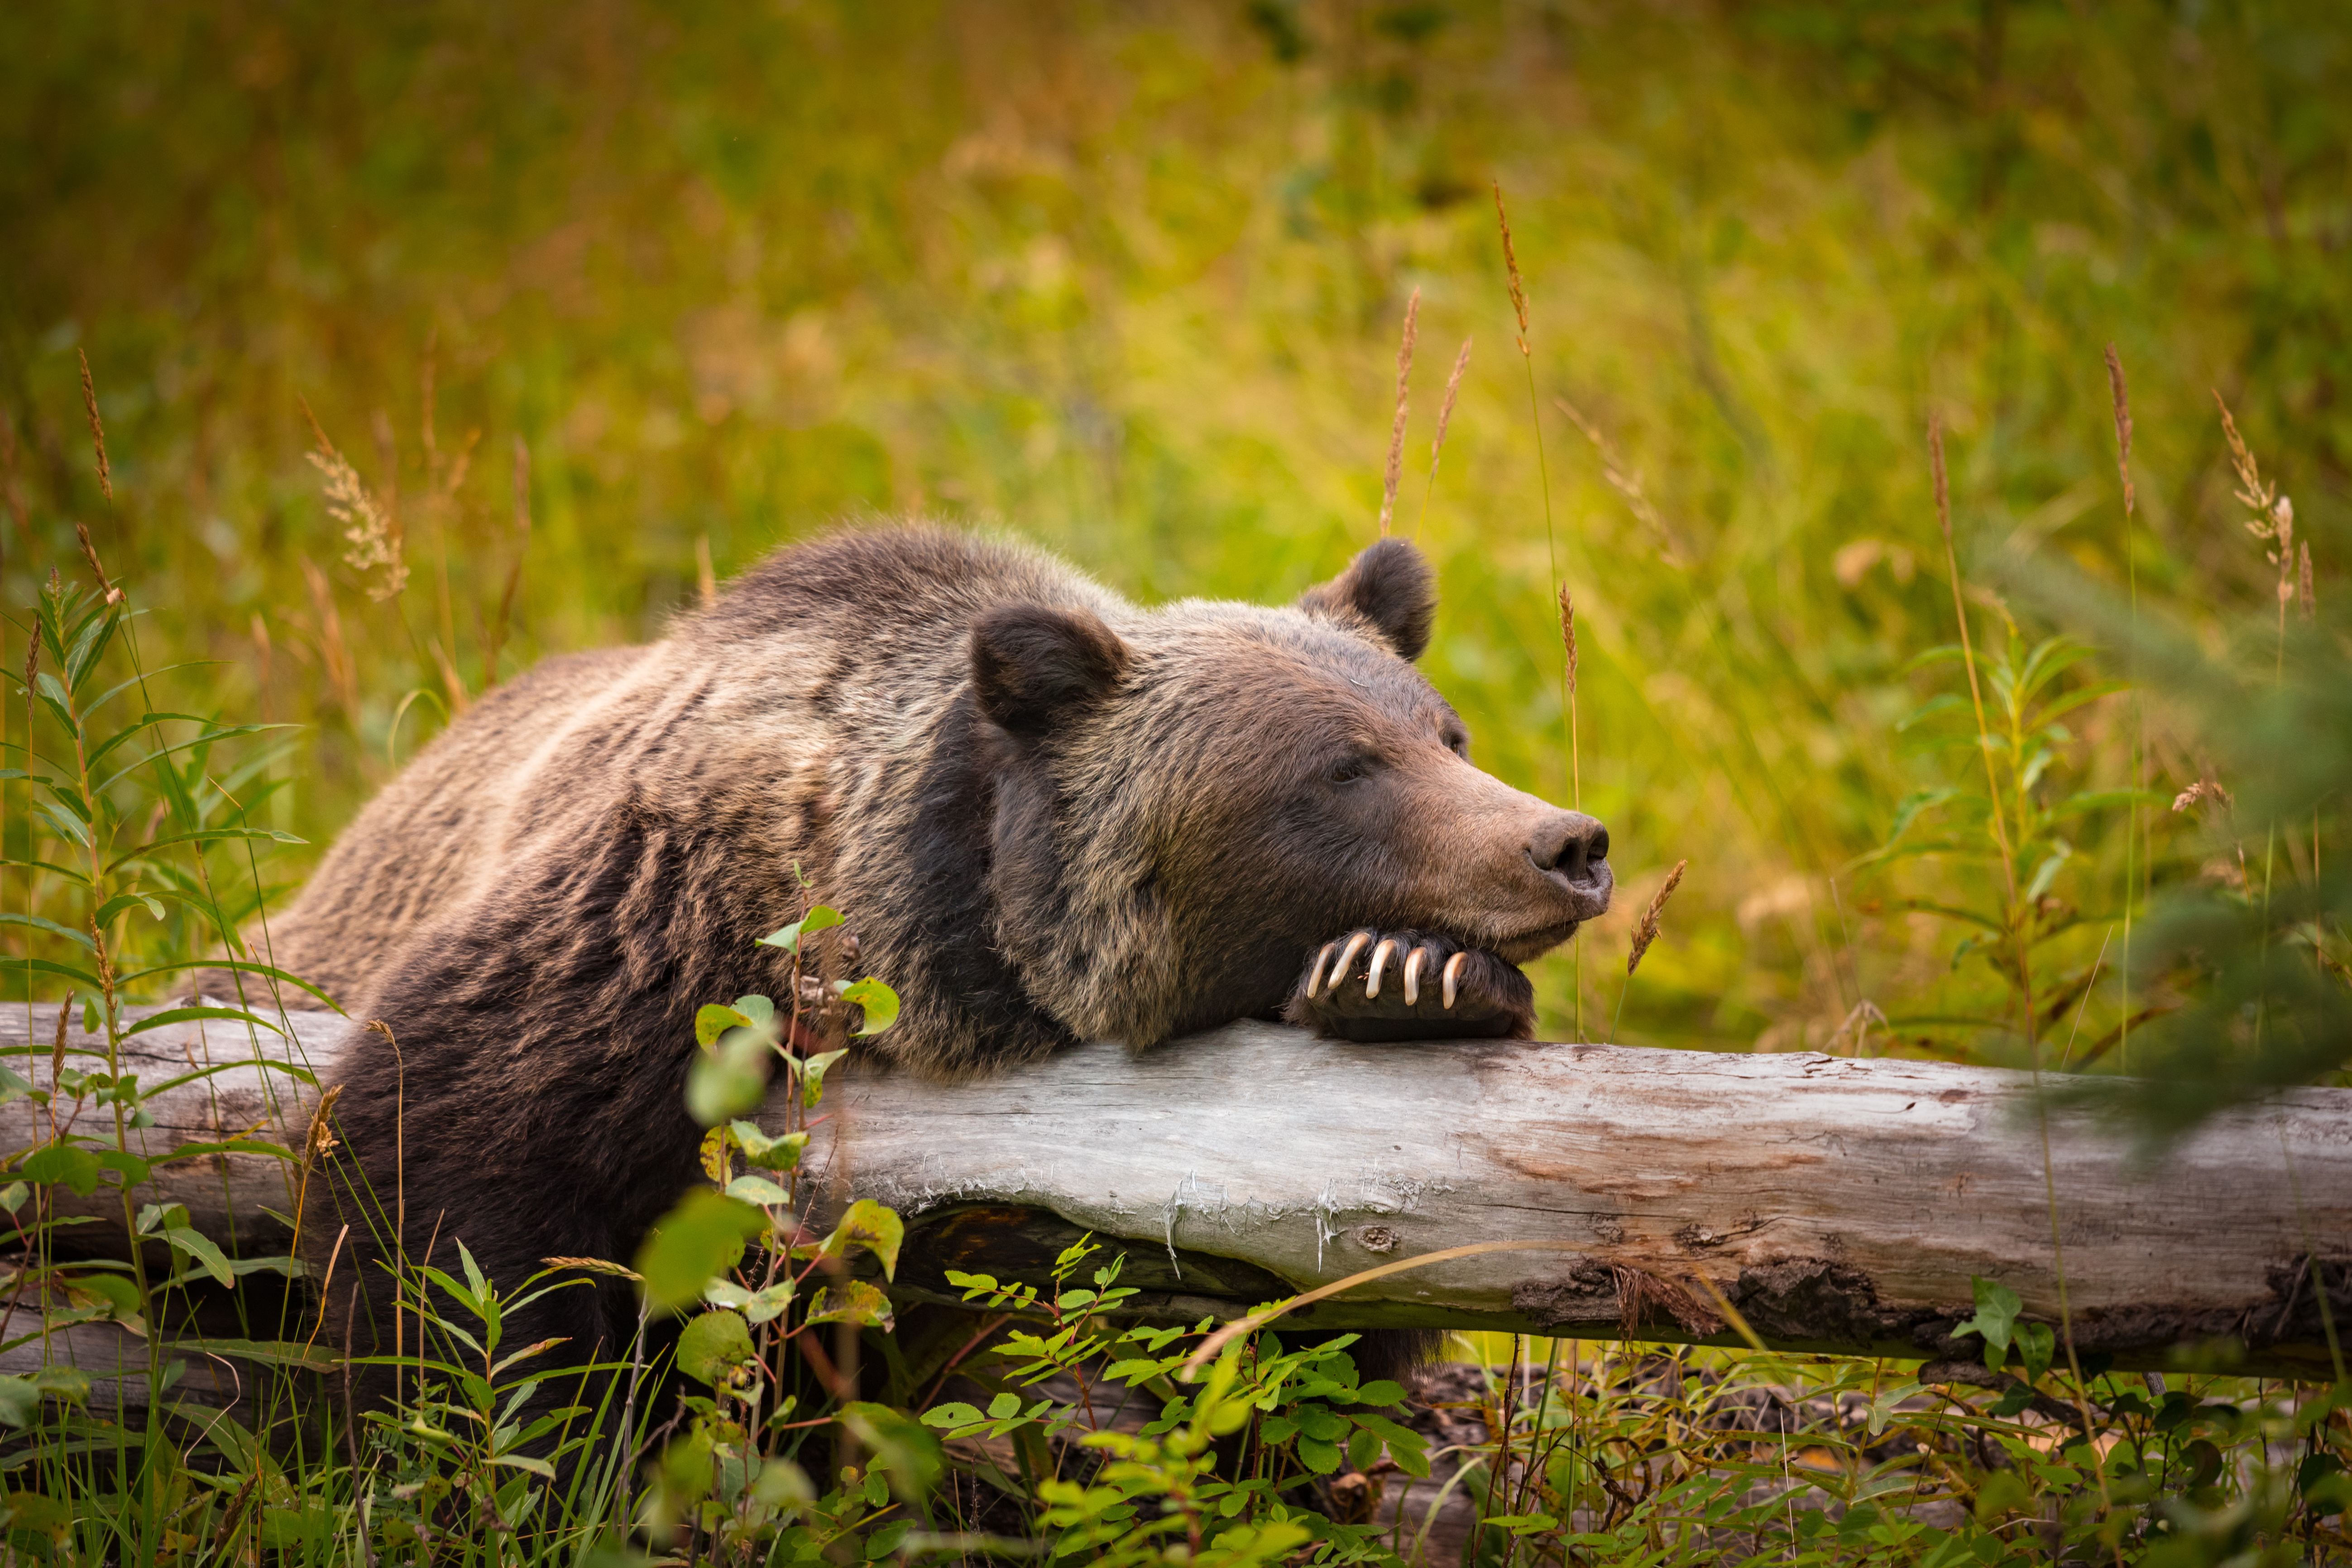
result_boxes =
[274,526,1610,1396]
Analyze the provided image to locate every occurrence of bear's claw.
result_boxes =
[1284,926,1538,1042]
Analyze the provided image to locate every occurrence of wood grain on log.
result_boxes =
[13,1007,2350,1381]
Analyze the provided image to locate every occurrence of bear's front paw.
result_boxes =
[1282,928,1535,1043]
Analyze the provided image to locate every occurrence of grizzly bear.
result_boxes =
[272,527,1611,1392]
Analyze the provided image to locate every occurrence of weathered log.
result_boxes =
[13,1005,2352,1382]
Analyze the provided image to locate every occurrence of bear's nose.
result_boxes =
[1528,811,1610,883]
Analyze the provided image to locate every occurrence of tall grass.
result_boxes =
[5,1,2343,1059]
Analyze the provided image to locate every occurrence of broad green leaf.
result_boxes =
[694,1003,754,1047]
[634,1189,767,1312]
[724,1174,791,1207]
[686,1028,773,1127]
[1951,1275,2022,1370]
[920,1401,987,1430]
[1295,1434,1342,1474]
[758,905,842,954]
[0,1369,90,1427]
[837,1400,942,1502]
[752,1457,814,1507]
[166,1226,235,1288]
[728,1120,807,1171]
[136,1200,193,1234]
[792,1046,850,1108]
[1352,1412,1430,1477]
[740,1281,795,1324]
[2023,842,2073,904]
[19,1144,102,1197]
[2014,1320,2056,1382]
[820,1197,904,1281]
[92,891,168,927]
[675,1309,755,1386]
[803,1279,895,1331]
[63,1271,142,1320]
[839,976,900,1036]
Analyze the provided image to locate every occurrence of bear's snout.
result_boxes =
[1528,810,1610,886]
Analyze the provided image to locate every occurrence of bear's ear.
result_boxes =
[1296,537,1437,661]
[970,604,1130,737]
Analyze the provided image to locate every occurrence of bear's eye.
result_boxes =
[1443,729,1471,758]
[1327,755,1373,785]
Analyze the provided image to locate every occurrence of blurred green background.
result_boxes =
[2,0,2343,1055]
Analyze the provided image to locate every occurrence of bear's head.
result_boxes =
[969,538,1612,1045]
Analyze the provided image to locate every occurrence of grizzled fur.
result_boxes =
[274,527,1611,1391]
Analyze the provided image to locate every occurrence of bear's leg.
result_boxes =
[1283,928,1537,1042]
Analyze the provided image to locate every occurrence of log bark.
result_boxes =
[14,1006,2352,1381]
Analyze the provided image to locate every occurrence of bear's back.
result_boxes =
[260,527,1121,1015]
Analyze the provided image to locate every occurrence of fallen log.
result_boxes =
[13,1005,2351,1384]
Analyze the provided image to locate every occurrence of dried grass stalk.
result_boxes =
[1380,288,1419,536]
[2213,390,2298,620]
[1492,182,1529,355]
[77,349,111,503]
[1555,397,1681,565]
[1627,858,1687,975]
[2299,541,2315,621]
[302,399,408,601]
[1557,583,1578,697]
[300,1084,345,1171]
[299,555,361,719]
[1432,338,1470,468]
[2172,777,2233,816]
[1930,413,1952,544]
[488,437,533,687]
[2104,344,2135,518]
[73,522,122,606]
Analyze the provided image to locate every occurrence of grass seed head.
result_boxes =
[74,521,122,605]
[1431,336,1471,473]
[2104,343,2134,517]
[2213,389,2272,514]
[2172,777,2233,816]
[77,348,111,504]
[512,434,532,539]
[1557,582,1577,696]
[304,409,408,601]
[1929,412,1951,546]
[1628,858,1687,975]
[1380,287,1418,536]
[1493,180,1529,355]
[302,1083,345,1170]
